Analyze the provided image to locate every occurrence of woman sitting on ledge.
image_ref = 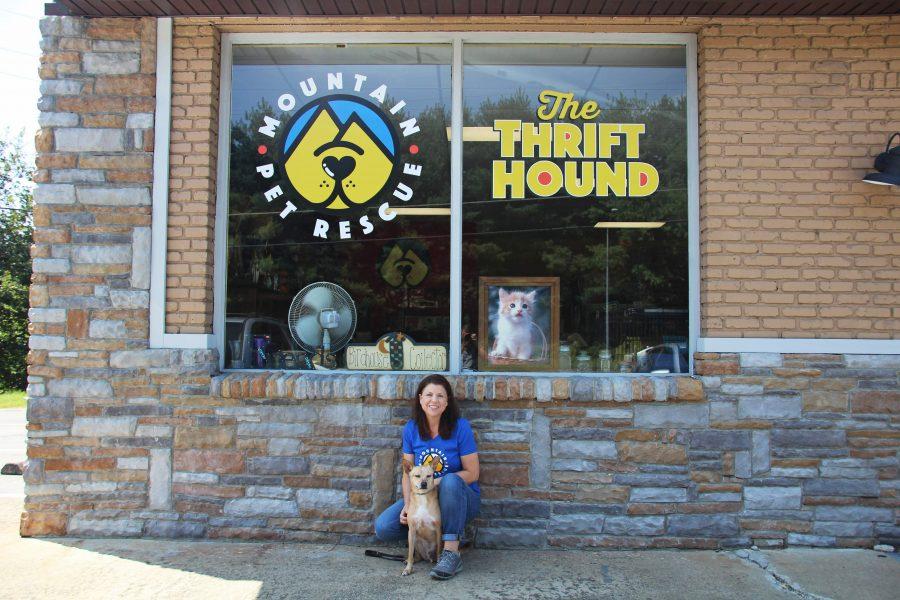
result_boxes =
[374,374,480,580]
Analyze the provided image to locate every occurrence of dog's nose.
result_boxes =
[322,155,356,180]
[419,482,427,490]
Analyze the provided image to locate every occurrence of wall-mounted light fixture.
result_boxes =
[862,132,900,187]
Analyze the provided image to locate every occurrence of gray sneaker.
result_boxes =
[430,550,462,580]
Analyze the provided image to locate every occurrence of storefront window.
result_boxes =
[462,45,689,373]
[223,40,691,374]
[226,45,452,371]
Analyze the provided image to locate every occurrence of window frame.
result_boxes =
[213,32,700,376]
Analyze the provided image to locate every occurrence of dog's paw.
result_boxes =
[401,566,413,576]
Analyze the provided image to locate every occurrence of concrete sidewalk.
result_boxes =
[0,409,26,500]
[0,495,897,600]
[0,401,897,599]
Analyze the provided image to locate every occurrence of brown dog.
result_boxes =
[401,461,441,576]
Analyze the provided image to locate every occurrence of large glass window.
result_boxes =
[226,45,451,371]
[462,45,688,374]
[223,40,691,374]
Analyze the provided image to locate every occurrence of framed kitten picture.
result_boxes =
[478,276,560,371]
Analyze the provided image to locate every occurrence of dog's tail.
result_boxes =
[364,549,406,562]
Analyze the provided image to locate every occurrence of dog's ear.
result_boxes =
[402,459,413,473]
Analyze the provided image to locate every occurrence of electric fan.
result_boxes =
[287,282,357,368]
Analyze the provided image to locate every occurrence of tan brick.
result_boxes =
[94,74,156,96]
[173,449,244,473]
[56,96,126,113]
[850,391,900,414]
[803,390,849,412]
[618,442,687,465]
[66,309,88,339]
[86,18,143,40]
[174,427,235,449]
[20,512,67,537]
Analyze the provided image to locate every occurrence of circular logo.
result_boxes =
[278,94,400,214]
[418,449,449,476]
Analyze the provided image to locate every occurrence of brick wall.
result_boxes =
[160,15,900,338]
[165,24,220,334]
[699,19,900,339]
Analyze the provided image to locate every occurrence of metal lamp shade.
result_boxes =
[863,132,900,187]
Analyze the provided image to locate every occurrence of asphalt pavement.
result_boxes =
[0,406,898,599]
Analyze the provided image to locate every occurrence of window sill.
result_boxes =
[210,371,704,403]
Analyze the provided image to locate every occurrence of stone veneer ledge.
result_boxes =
[208,373,704,404]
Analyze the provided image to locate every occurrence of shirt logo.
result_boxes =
[418,448,449,477]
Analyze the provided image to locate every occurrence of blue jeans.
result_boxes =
[374,473,480,542]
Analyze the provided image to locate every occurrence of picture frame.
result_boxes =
[478,276,560,371]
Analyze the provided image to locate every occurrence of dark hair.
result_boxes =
[411,374,459,441]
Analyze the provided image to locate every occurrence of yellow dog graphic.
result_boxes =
[422,453,444,474]
[282,98,396,211]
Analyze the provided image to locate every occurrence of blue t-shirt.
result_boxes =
[402,417,480,494]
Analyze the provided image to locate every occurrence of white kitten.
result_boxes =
[491,288,536,360]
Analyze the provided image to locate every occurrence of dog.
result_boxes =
[401,461,441,576]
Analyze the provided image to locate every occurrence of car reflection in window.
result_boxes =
[634,343,689,374]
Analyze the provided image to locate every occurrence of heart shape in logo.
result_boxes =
[322,155,356,181]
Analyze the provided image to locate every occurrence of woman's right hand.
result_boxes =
[399,504,409,525]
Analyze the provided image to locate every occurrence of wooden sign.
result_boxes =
[345,332,447,371]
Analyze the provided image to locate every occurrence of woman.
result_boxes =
[374,374,480,580]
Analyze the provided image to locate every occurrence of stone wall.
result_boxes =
[24,349,900,548]
[24,15,218,536]
[23,14,899,548]
[164,361,897,549]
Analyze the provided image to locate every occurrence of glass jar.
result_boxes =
[558,344,571,371]
[575,352,591,373]
[598,349,612,373]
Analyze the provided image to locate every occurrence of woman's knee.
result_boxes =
[374,503,404,542]
[374,513,390,541]
[439,473,466,497]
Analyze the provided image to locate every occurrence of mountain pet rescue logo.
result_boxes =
[253,73,423,240]
[417,448,449,477]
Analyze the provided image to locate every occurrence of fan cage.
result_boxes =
[287,282,358,354]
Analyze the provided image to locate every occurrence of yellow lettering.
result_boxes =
[521,122,552,158]
[628,162,659,196]
[526,161,563,197]
[563,161,594,197]
[597,124,620,158]
[620,124,645,158]
[493,119,521,158]
[579,100,600,120]
[595,162,628,197]
[582,123,597,158]
[493,160,526,199]
[537,90,571,121]
[553,123,582,158]
[537,89,603,121]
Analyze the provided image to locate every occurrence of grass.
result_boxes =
[0,390,26,409]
